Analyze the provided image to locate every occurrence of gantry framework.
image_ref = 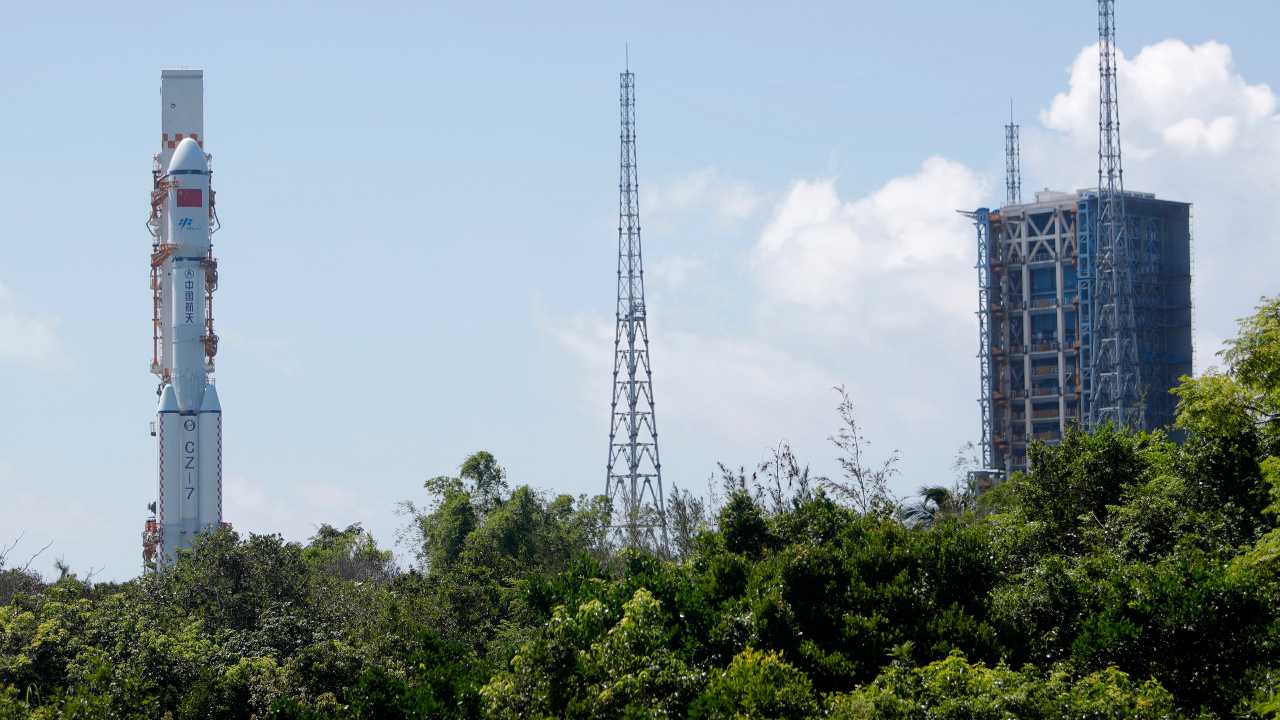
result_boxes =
[969,1,1192,473]
[972,187,1190,473]
[605,65,668,553]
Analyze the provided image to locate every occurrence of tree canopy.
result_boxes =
[2,296,1279,718]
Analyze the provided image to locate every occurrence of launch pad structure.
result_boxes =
[967,0,1193,476]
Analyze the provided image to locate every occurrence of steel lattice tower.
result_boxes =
[962,209,995,471]
[606,65,668,553]
[1005,106,1022,206]
[1084,0,1144,429]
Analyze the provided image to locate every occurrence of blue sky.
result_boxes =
[3,1,1278,580]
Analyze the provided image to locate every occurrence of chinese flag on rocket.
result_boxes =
[176,189,202,207]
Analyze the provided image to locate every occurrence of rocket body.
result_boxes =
[146,70,223,567]
[166,139,211,413]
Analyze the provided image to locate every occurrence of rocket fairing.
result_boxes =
[165,139,212,412]
[144,70,223,567]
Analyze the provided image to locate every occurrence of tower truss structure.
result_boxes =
[1082,0,1144,429]
[963,209,995,471]
[605,66,668,553]
[1005,109,1021,206]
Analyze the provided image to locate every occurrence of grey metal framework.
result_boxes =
[1083,0,1144,429]
[606,67,668,552]
[1005,113,1021,206]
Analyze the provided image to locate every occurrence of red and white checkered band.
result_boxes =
[162,132,203,150]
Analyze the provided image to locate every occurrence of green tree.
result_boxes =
[827,651,1182,720]
[0,685,28,720]
[303,524,396,584]
[482,588,697,719]
[717,491,772,558]
[898,484,973,528]
[461,451,509,515]
[689,648,818,720]
[1174,296,1280,445]
[666,485,708,560]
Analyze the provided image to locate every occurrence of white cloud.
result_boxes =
[750,158,986,335]
[1042,40,1275,159]
[0,281,71,372]
[642,168,770,233]
[1161,116,1237,155]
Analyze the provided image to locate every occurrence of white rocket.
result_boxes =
[143,70,223,567]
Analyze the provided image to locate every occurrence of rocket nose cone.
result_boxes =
[199,384,222,413]
[168,137,208,174]
[157,384,179,413]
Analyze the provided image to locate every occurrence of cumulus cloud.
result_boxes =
[750,158,987,335]
[1042,40,1275,157]
[0,281,71,372]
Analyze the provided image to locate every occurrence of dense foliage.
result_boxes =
[2,297,1279,718]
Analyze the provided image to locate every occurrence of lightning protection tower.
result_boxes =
[605,62,669,554]
[1082,0,1144,429]
[1005,105,1021,206]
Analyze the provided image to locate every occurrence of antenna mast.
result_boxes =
[606,64,668,553]
[1085,0,1144,429]
[1004,103,1021,205]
